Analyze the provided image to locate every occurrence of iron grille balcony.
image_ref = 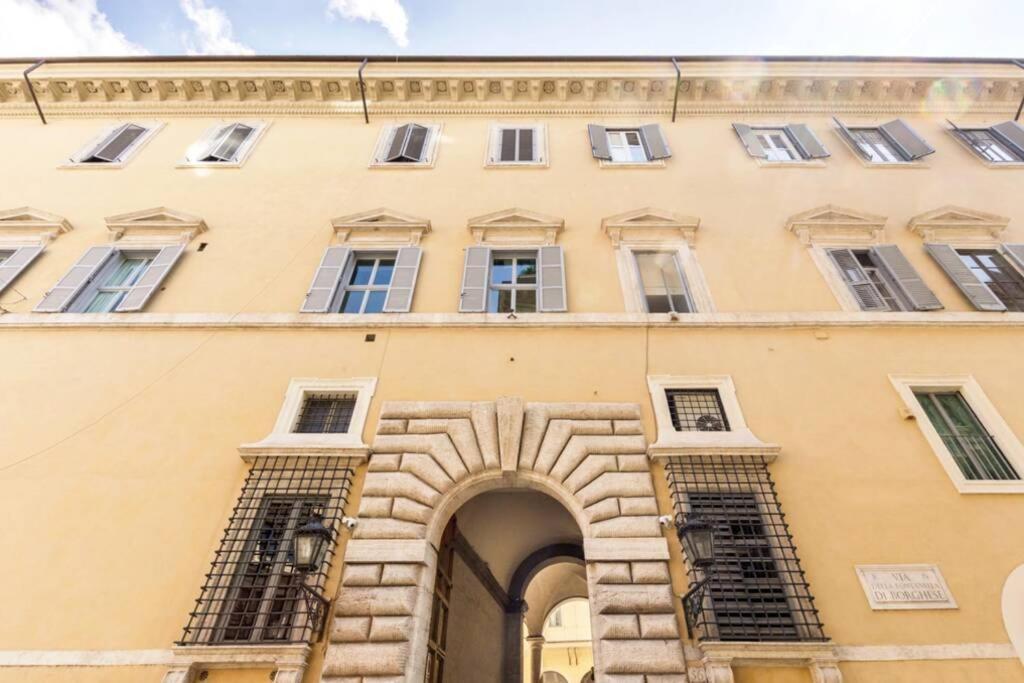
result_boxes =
[178,456,355,645]
[666,455,826,643]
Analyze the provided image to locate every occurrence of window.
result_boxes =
[178,456,356,645]
[587,123,671,164]
[950,121,1024,164]
[371,123,440,166]
[488,125,546,166]
[548,607,563,628]
[634,251,691,313]
[0,245,43,295]
[35,244,184,313]
[824,245,942,313]
[301,247,421,314]
[458,245,566,313]
[914,391,1019,481]
[834,118,934,164]
[293,394,357,434]
[666,389,729,432]
[184,122,265,165]
[666,455,826,643]
[68,122,159,166]
[890,375,1024,494]
[732,124,830,162]
[956,249,1024,312]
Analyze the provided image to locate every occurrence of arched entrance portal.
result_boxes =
[323,397,688,681]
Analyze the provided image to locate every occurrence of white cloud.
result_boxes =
[327,0,409,47]
[179,0,254,55]
[0,0,147,57]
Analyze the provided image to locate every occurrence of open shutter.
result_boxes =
[925,243,1006,311]
[732,124,766,158]
[1002,244,1024,273]
[0,245,43,294]
[386,124,411,162]
[209,124,254,162]
[871,245,943,311]
[403,125,429,161]
[784,124,830,159]
[990,121,1024,159]
[879,119,935,160]
[639,124,671,160]
[499,128,517,162]
[93,124,147,162]
[383,247,422,313]
[588,124,611,160]
[114,244,185,312]
[34,245,114,312]
[518,128,535,162]
[301,246,351,313]
[537,245,567,312]
[459,246,490,313]
[832,117,868,160]
[827,248,887,311]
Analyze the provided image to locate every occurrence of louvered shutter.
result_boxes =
[732,124,766,158]
[990,121,1024,159]
[832,117,868,160]
[383,247,422,313]
[386,124,411,162]
[639,124,671,160]
[0,245,43,294]
[827,248,888,311]
[403,125,429,161]
[93,124,147,162]
[871,245,943,311]
[459,246,490,313]
[879,119,935,160]
[209,124,254,162]
[115,244,185,312]
[34,245,114,312]
[499,129,517,162]
[301,246,351,313]
[925,243,1006,311]
[537,245,567,312]
[518,128,535,161]
[588,124,611,160]
[1002,244,1024,273]
[784,124,830,159]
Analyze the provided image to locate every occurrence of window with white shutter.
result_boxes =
[487,124,546,166]
[301,248,422,314]
[824,245,942,312]
[67,122,161,167]
[183,122,266,166]
[590,124,671,164]
[371,124,441,166]
[732,124,830,162]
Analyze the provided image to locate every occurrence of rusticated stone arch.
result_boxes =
[322,398,688,682]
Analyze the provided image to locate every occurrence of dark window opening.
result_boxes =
[293,393,357,434]
[666,389,730,432]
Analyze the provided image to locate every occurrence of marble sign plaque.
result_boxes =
[855,564,957,610]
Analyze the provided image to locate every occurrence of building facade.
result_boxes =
[1,55,1024,683]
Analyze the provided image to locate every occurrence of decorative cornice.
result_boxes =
[602,207,700,246]
[467,207,564,245]
[907,205,1010,244]
[0,206,72,244]
[331,208,431,246]
[2,60,1021,116]
[105,207,208,244]
[785,204,887,246]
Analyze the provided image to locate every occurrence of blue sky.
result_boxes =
[1,0,1023,58]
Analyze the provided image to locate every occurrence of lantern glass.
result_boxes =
[677,518,715,569]
[293,514,331,573]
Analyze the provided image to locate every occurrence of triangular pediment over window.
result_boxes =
[785,204,887,246]
[0,206,72,244]
[105,207,208,244]
[602,207,700,246]
[467,208,564,245]
[907,205,1009,244]
[331,208,431,245]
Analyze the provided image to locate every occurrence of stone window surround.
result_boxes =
[646,375,779,458]
[742,123,829,169]
[889,374,1024,494]
[484,122,549,168]
[906,206,1009,247]
[161,644,309,683]
[831,122,929,169]
[331,208,432,247]
[104,207,208,246]
[467,208,564,246]
[60,121,164,170]
[369,122,443,169]
[238,377,376,460]
[0,207,73,246]
[176,120,270,169]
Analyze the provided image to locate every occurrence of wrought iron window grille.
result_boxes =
[665,389,730,432]
[293,393,357,434]
[666,455,827,643]
[178,456,355,646]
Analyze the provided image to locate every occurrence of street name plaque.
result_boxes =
[855,564,957,610]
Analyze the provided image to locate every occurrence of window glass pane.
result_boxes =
[373,259,395,285]
[364,290,387,313]
[83,290,121,313]
[0,252,9,266]
[852,128,900,163]
[487,289,514,313]
[636,252,688,313]
[341,290,364,313]
[105,257,149,287]
[491,258,514,285]
[515,289,537,312]
[965,130,1018,162]
[915,391,1019,481]
[349,260,375,286]
[958,253,993,282]
[516,258,537,284]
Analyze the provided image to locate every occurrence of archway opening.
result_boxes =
[424,488,589,683]
[535,597,594,683]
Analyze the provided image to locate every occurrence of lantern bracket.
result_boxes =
[300,582,330,641]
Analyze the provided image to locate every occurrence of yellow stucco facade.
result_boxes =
[1,56,1024,683]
